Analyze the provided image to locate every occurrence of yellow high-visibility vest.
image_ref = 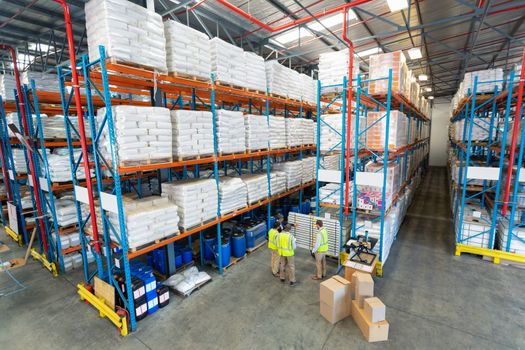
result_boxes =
[268,228,279,250]
[318,228,329,253]
[278,231,294,257]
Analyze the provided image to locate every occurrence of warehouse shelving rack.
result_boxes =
[57,45,319,333]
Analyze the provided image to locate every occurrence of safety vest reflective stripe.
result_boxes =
[279,232,294,257]
[318,228,329,253]
[268,229,278,250]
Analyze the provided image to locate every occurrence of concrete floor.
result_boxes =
[1,167,524,349]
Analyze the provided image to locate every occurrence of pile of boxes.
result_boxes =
[450,118,489,142]
[366,111,408,150]
[450,69,504,111]
[171,110,214,159]
[357,161,400,211]
[320,272,389,342]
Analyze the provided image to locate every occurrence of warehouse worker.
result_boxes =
[278,223,296,286]
[311,220,328,280]
[268,221,281,277]
[275,213,285,232]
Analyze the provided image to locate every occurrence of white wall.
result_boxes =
[429,101,450,166]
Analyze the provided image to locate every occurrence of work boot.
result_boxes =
[280,279,285,283]
[290,281,296,287]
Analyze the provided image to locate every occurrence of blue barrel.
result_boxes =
[182,248,192,264]
[174,252,182,268]
[291,206,300,213]
[231,232,246,258]
[203,233,216,261]
[214,238,231,267]
[301,201,311,214]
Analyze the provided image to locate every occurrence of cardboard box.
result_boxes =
[344,252,377,280]
[351,300,389,342]
[353,272,374,308]
[364,297,386,323]
[320,276,351,324]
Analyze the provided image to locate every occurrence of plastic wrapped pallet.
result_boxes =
[240,174,268,204]
[357,161,400,211]
[320,154,340,170]
[299,74,316,103]
[219,177,247,213]
[320,114,343,152]
[244,114,269,151]
[244,52,266,92]
[96,106,172,166]
[288,69,302,100]
[368,51,408,96]
[5,112,38,137]
[318,49,360,93]
[299,118,315,145]
[285,118,302,147]
[171,110,214,159]
[270,171,287,195]
[452,119,488,142]
[23,71,61,93]
[274,160,302,189]
[162,179,218,229]
[366,110,408,150]
[210,38,246,87]
[216,109,246,154]
[12,149,28,174]
[265,60,290,97]
[269,115,286,149]
[301,156,316,183]
[55,194,79,227]
[0,74,16,101]
[498,219,525,255]
[462,69,503,94]
[164,20,211,79]
[41,115,90,140]
[48,148,91,182]
[85,0,167,72]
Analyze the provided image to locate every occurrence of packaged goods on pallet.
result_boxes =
[219,177,247,213]
[20,190,32,209]
[48,148,91,182]
[240,174,268,204]
[270,171,287,195]
[171,110,214,159]
[274,160,303,189]
[455,214,491,249]
[62,252,92,271]
[55,194,79,227]
[354,211,397,263]
[12,149,29,174]
[368,51,408,96]
[41,115,90,140]
[97,106,172,166]
[288,69,303,100]
[301,156,316,183]
[162,179,217,229]
[319,183,352,205]
[300,119,315,145]
[498,219,525,255]
[366,110,408,150]
[450,118,488,142]
[85,0,167,72]
[0,74,16,100]
[265,60,289,97]
[210,38,246,87]
[23,71,61,93]
[318,49,360,92]
[244,52,267,92]
[507,64,522,84]
[164,20,211,80]
[320,154,341,170]
[269,115,286,149]
[320,113,365,151]
[216,109,246,154]
[107,196,179,249]
[5,112,38,137]
[299,74,316,103]
[244,114,269,151]
[462,69,504,94]
[285,118,302,147]
[357,161,400,211]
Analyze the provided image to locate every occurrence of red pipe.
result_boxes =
[502,46,525,216]
[0,44,48,250]
[341,9,354,216]
[53,0,101,254]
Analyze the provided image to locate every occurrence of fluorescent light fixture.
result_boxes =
[357,47,382,57]
[425,87,432,92]
[407,48,422,60]
[418,74,428,81]
[428,96,434,100]
[387,0,409,12]
[307,10,357,32]
[274,27,312,44]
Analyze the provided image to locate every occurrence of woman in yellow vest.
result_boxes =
[267,221,281,277]
[278,223,296,286]
[311,220,328,280]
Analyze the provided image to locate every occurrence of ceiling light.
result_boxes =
[428,96,434,100]
[307,10,357,32]
[425,87,432,92]
[418,74,428,81]
[407,48,422,60]
[387,0,409,12]
[274,27,313,44]
[357,47,382,57]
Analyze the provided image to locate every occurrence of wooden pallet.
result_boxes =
[168,71,210,82]
[247,148,269,154]
[218,150,247,157]
[249,197,268,206]
[221,206,248,217]
[179,217,217,233]
[128,231,180,253]
[172,278,212,298]
[106,57,160,73]
[212,254,245,271]
[58,224,78,235]
[119,157,173,169]
[247,240,267,254]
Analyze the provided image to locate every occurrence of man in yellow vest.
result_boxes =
[311,220,328,280]
[268,221,281,277]
[278,223,296,286]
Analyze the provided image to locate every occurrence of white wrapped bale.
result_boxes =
[23,71,61,93]
[244,114,269,151]
[244,52,266,92]
[299,118,315,145]
[13,149,28,174]
[0,74,16,101]
[164,20,211,79]
[5,112,37,137]
[85,0,167,72]
[219,177,247,213]
[269,115,286,149]
[216,109,246,154]
[301,156,316,183]
[48,148,91,182]
[270,171,287,195]
[55,194,78,227]
[285,118,302,147]
[265,60,289,97]
[210,38,246,87]
[240,174,268,204]
[274,160,302,189]
[319,49,359,93]
[171,110,214,159]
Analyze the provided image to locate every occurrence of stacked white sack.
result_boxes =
[318,49,359,93]
[240,174,268,203]
[97,106,172,165]
[55,194,78,227]
[244,114,269,151]
[171,110,214,158]
[270,171,287,194]
[162,179,218,229]
[285,118,302,147]
[299,74,316,103]
[265,60,289,97]
[107,196,179,249]
[23,71,61,93]
[288,69,303,100]
[320,154,341,170]
[0,74,16,101]
[210,38,246,87]
[85,0,167,72]
[269,115,286,149]
[216,109,246,154]
[41,115,90,140]
[219,177,247,213]
[274,160,302,189]
[12,149,28,174]
[299,118,315,145]
[5,112,38,137]
[244,52,266,91]
[301,157,316,183]
[164,20,210,80]
[48,148,92,182]
[320,113,343,152]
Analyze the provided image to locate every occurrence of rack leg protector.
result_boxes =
[5,226,22,245]
[30,248,58,277]
[77,283,128,336]
[455,244,525,265]
[376,261,383,277]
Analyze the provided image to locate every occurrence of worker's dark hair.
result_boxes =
[316,220,323,227]
[273,221,280,229]
[284,223,292,231]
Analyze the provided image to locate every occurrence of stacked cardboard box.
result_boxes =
[357,161,400,211]
[368,51,408,96]
[215,109,246,154]
[85,0,167,72]
[171,110,214,159]
[366,110,408,150]
[210,38,246,87]
[244,114,269,151]
[320,276,351,324]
